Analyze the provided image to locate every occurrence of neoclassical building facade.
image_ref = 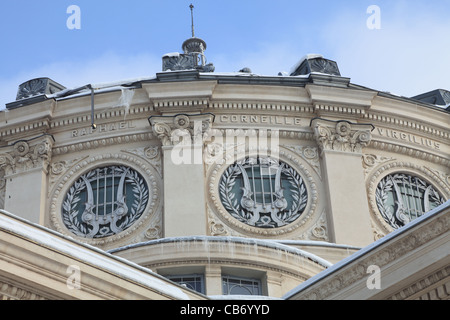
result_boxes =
[0,36,449,300]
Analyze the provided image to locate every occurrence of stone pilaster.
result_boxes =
[0,134,54,224]
[149,113,214,237]
[311,118,374,246]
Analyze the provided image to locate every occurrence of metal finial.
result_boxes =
[189,4,195,37]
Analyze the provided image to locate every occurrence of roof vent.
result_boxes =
[290,54,341,76]
[411,89,450,107]
[6,77,66,110]
[239,67,252,73]
[16,77,66,101]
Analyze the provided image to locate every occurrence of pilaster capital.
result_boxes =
[148,113,215,147]
[0,134,54,175]
[311,118,374,154]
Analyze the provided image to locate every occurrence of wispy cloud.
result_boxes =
[2,3,448,109]
[319,3,450,98]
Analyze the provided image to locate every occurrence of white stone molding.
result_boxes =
[0,170,4,210]
[149,113,215,147]
[366,161,450,236]
[0,279,48,300]
[314,104,368,117]
[49,152,162,249]
[0,118,51,140]
[307,210,329,241]
[370,139,450,167]
[209,101,315,114]
[48,156,89,194]
[52,133,154,156]
[364,111,450,142]
[362,154,395,176]
[388,265,450,300]
[311,118,374,154]
[0,134,54,176]
[122,146,162,176]
[282,145,321,177]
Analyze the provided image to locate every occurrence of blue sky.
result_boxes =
[1,0,449,109]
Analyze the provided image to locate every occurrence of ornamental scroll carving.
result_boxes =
[0,135,54,175]
[311,118,374,153]
[148,113,214,147]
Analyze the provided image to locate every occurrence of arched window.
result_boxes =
[222,275,262,296]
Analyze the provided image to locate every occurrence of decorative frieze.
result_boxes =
[0,170,5,210]
[122,146,162,176]
[53,133,154,155]
[311,118,374,154]
[0,280,47,300]
[290,209,449,300]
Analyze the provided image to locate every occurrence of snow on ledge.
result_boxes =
[109,235,333,268]
[289,53,324,75]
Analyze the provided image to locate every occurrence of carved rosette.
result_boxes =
[0,135,54,175]
[149,113,214,147]
[311,119,374,153]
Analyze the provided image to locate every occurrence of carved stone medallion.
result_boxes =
[50,153,162,247]
[61,165,149,238]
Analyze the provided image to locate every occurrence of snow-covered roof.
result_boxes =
[0,209,197,300]
[289,54,324,75]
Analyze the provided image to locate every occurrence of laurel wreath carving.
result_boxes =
[62,166,149,238]
[219,159,308,228]
[375,173,445,229]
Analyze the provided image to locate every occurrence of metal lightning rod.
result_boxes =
[190,4,195,37]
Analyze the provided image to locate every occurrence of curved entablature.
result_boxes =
[0,52,448,252]
[109,236,333,268]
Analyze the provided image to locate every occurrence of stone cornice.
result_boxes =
[364,111,450,142]
[369,140,450,167]
[0,209,204,300]
[285,202,450,300]
[387,265,450,300]
[52,132,154,156]
[143,80,217,113]
[0,118,51,141]
[0,278,49,300]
